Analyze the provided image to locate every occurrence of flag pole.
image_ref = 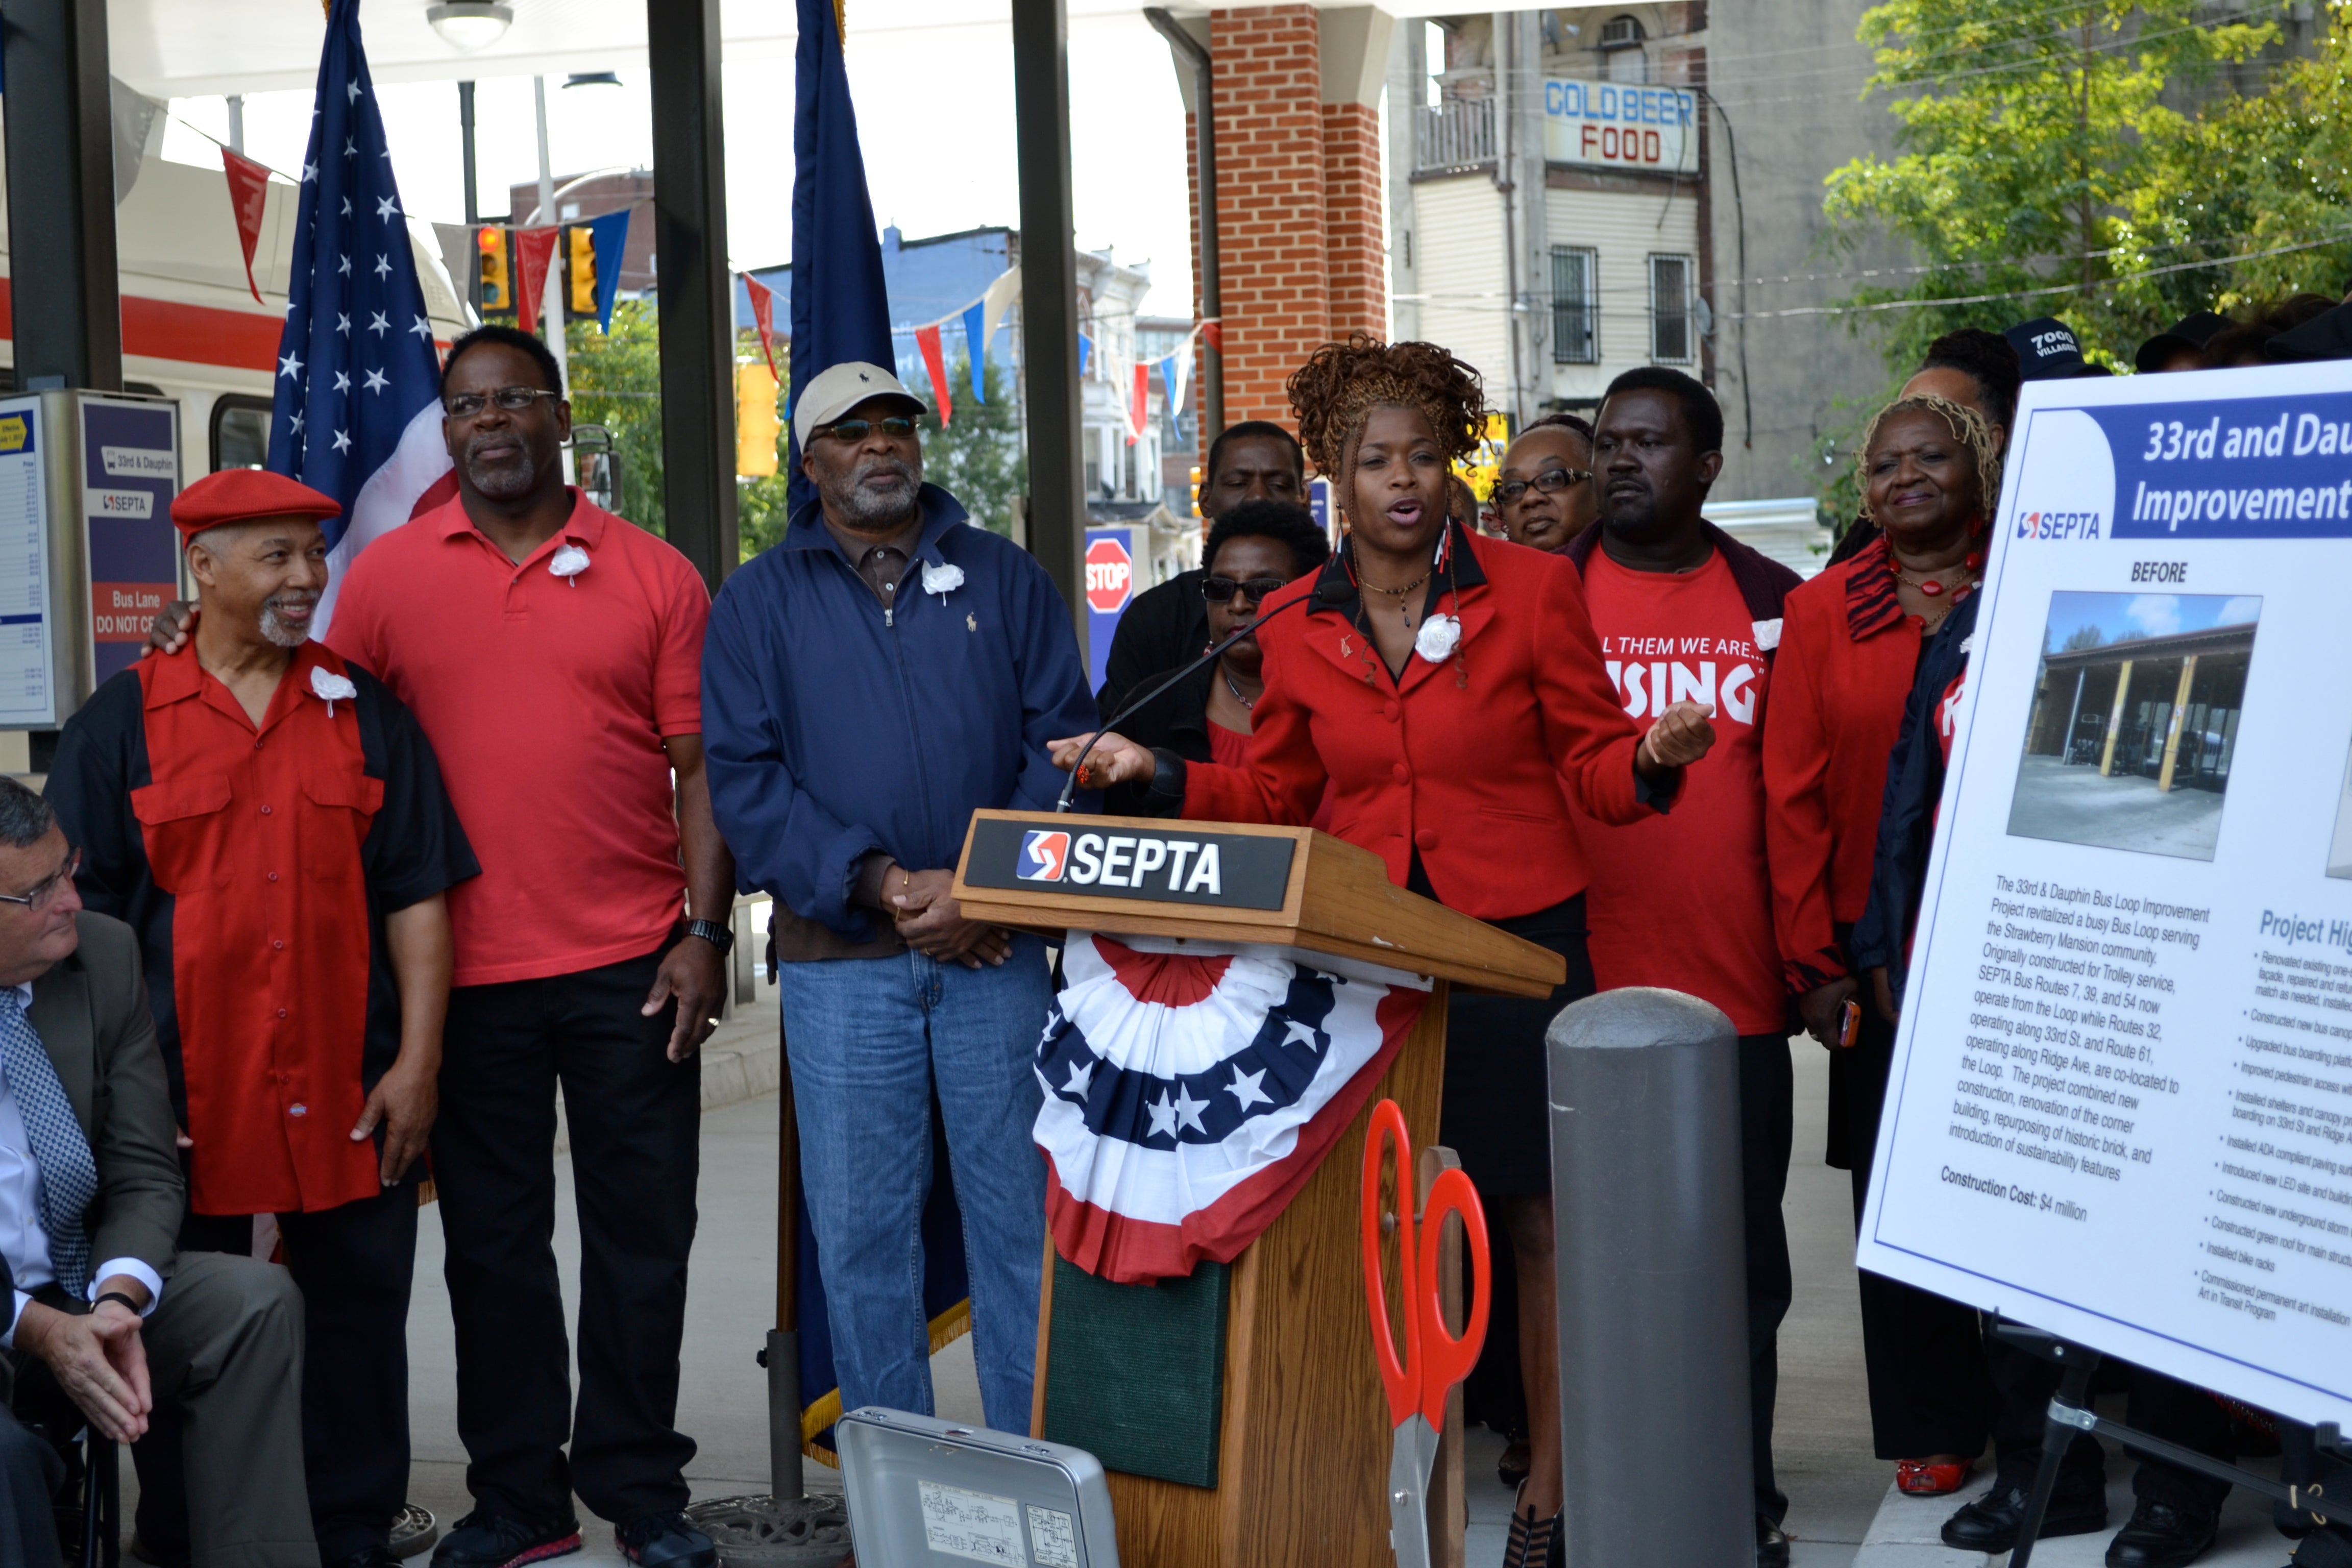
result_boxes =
[532,77,573,412]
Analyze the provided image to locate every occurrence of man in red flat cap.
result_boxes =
[44,469,479,1568]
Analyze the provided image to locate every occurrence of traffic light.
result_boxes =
[476,227,511,316]
[736,362,780,478]
[1189,464,1203,518]
[566,225,597,318]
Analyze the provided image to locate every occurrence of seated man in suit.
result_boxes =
[0,776,314,1568]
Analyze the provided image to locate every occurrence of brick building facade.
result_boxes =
[1164,5,1395,446]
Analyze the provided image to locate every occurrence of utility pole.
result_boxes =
[533,77,570,396]
[2078,6,2094,300]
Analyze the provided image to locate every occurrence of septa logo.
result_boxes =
[2016,507,2102,541]
[1017,830,1071,881]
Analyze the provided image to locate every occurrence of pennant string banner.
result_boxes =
[512,226,559,337]
[914,322,952,429]
[220,147,272,304]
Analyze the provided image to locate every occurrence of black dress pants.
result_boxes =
[1738,1033,1796,1524]
[135,1175,421,1563]
[433,947,701,1527]
[1839,1003,1994,1460]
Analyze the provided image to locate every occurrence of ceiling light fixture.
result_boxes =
[564,72,622,89]
[426,2,514,52]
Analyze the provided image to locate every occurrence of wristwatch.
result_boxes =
[685,917,735,955]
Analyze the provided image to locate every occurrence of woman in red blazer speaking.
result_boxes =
[1052,336,1713,1562]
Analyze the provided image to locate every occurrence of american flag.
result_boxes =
[267,0,453,634]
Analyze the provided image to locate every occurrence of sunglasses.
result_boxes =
[1201,576,1289,604]
[443,386,561,419]
[818,416,919,444]
[1496,467,1593,505]
[0,846,78,913]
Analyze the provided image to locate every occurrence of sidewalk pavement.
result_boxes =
[120,1009,2296,1568]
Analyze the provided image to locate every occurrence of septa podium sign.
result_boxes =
[1859,360,2352,1430]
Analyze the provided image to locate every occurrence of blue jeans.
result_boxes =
[780,934,1051,1433]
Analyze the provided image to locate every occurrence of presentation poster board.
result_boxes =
[1858,360,2352,1429]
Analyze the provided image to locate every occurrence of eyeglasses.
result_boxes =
[1496,468,1592,506]
[1201,576,1289,604]
[818,416,919,444]
[0,847,78,913]
[443,386,561,419]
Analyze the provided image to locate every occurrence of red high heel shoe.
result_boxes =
[1896,1458,1973,1496]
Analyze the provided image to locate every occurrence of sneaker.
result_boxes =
[429,1512,582,1568]
[615,1512,716,1568]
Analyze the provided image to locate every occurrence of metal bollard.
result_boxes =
[1548,987,1753,1567]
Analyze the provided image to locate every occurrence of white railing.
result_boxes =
[1415,97,1496,170]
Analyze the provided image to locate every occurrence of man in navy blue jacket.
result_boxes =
[702,361,1095,1434]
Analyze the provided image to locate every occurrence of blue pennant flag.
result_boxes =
[267,0,451,636]
[1079,333,1092,379]
[584,208,631,335]
[787,0,894,518]
[1161,355,1182,408]
[963,300,988,405]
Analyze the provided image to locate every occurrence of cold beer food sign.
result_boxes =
[1859,360,2352,1430]
[1544,81,1697,174]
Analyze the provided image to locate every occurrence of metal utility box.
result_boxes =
[0,390,182,730]
[836,1407,1118,1568]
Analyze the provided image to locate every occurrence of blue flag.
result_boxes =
[963,301,989,405]
[268,0,451,636]
[782,0,972,1465]
[584,208,632,335]
[787,0,894,517]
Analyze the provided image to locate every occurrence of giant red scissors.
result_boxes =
[1361,1097,1490,1568]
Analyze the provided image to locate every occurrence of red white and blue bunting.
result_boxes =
[1035,933,1431,1285]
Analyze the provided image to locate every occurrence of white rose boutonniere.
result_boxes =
[922,561,965,597]
[309,665,358,717]
[549,544,591,585]
[1414,612,1461,663]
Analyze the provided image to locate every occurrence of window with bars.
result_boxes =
[1552,247,1598,364]
[1649,254,1695,364]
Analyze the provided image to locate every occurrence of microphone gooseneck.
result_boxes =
[1054,579,1338,813]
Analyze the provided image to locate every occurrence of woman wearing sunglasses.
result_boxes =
[1093,500,1330,817]
[1493,414,1596,554]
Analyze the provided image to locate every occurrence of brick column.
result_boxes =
[1321,100,1385,344]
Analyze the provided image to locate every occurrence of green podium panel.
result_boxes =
[1040,1256,1229,1488]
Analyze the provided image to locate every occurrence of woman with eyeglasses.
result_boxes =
[1493,414,1596,554]
[1093,500,1331,816]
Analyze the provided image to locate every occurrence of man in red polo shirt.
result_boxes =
[52,468,476,1568]
[310,326,728,1568]
[1553,368,1805,1568]
[153,327,731,1568]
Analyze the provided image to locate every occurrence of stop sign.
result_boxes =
[1085,536,1134,615]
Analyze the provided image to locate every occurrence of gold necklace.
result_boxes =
[1359,568,1431,621]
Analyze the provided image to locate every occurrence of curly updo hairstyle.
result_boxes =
[1284,334,1487,481]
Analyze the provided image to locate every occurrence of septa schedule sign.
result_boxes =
[1859,360,2352,1429]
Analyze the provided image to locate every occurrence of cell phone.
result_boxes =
[1835,998,1861,1050]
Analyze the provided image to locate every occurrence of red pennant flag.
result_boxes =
[514,227,560,337]
[916,323,953,429]
[1129,363,1148,446]
[1200,320,1222,353]
[221,148,272,304]
[743,274,782,383]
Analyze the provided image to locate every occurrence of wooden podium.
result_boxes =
[953,811,1562,1568]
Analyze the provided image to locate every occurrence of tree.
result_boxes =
[564,300,667,534]
[1825,0,2276,375]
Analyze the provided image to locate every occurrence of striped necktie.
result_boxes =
[0,992,96,1297]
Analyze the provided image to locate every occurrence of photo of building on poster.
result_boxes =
[2007,591,2262,862]
[2331,742,2352,879]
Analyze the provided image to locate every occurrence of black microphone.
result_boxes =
[1055,576,1345,813]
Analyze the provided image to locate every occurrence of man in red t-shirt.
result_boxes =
[1552,368,1804,1568]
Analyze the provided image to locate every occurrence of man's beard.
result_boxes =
[463,438,538,500]
[826,457,921,528]
[259,593,317,648]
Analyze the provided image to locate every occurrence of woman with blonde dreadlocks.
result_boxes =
[1761,393,2000,1501]
[1050,335,1717,1566]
